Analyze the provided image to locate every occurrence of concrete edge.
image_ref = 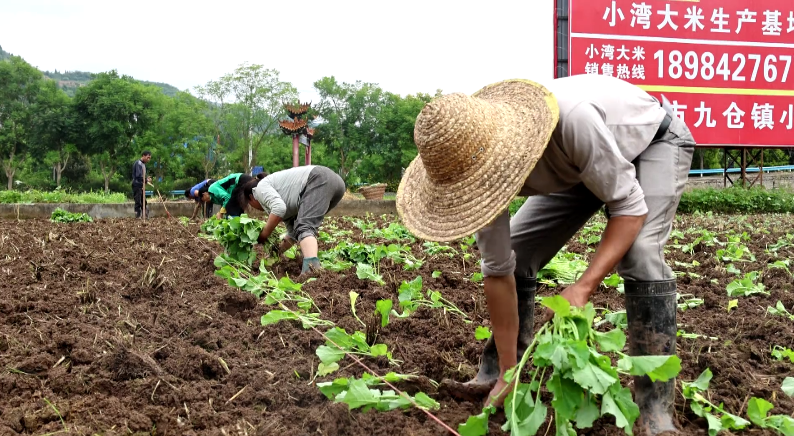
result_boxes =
[0,200,397,220]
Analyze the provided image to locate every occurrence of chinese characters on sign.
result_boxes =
[569,0,794,146]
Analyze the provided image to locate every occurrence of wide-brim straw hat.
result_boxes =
[396,79,559,242]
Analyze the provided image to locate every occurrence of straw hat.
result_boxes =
[396,79,559,242]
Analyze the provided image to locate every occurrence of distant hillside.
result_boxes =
[0,44,181,97]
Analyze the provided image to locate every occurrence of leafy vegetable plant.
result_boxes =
[726,272,768,297]
[460,296,681,436]
[396,276,470,322]
[201,215,276,266]
[315,327,398,376]
[681,368,750,436]
[318,373,439,412]
[767,301,794,321]
[50,208,93,223]
[746,397,794,436]
[772,345,794,363]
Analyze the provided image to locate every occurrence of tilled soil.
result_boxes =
[0,214,792,436]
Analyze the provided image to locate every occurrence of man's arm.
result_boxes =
[257,214,283,243]
[560,214,646,306]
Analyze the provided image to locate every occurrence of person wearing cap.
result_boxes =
[237,165,346,274]
[185,178,215,219]
[396,75,695,435]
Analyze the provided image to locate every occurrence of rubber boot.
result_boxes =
[625,280,679,435]
[445,276,536,401]
[302,257,321,273]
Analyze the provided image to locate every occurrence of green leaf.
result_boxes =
[369,344,388,357]
[350,291,364,326]
[432,270,442,279]
[688,368,713,393]
[705,413,723,436]
[458,410,491,436]
[518,403,548,435]
[602,385,640,435]
[260,310,298,326]
[316,345,346,365]
[575,393,600,429]
[747,397,774,427]
[375,299,393,327]
[782,377,794,397]
[618,355,681,382]
[541,295,571,317]
[413,392,440,410]
[547,373,583,420]
[317,377,350,399]
[475,326,492,341]
[572,361,618,395]
[593,329,626,352]
[720,411,750,432]
[317,362,340,377]
[335,378,379,410]
[727,299,739,311]
[470,272,484,283]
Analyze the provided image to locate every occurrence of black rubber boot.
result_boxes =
[444,277,536,401]
[625,280,679,435]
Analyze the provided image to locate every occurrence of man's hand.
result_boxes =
[541,281,595,323]
[486,376,513,408]
[215,212,223,220]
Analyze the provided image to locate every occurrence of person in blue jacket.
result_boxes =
[184,179,215,219]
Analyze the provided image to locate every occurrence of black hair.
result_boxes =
[184,189,191,198]
[141,151,151,157]
[236,175,264,211]
[256,171,268,180]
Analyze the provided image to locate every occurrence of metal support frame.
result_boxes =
[723,148,764,188]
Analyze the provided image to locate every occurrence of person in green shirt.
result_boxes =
[204,173,264,218]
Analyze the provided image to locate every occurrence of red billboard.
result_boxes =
[568,0,794,147]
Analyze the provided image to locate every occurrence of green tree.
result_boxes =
[313,77,385,182]
[196,63,297,173]
[72,71,164,193]
[0,56,45,189]
[29,80,77,187]
[356,92,434,185]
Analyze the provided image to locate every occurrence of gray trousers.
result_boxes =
[510,116,695,282]
[286,166,346,242]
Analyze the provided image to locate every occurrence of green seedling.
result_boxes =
[461,296,681,436]
[726,271,768,297]
[475,326,492,341]
[767,301,794,321]
[350,291,365,327]
[470,272,483,283]
[315,327,398,376]
[768,259,791,274]
[422,241,457,257]
[356,263,385,286]
[602,273,625,293]
[201,215,276,267]
[538,250,588,287]
[772,345,794,363]
[782,377,794,397]
[178,216,190,226]
[367,222,416,242]
[716,242,755,263]
[318,373,439,412]
[677,293,704,311]
[396,276,470,322]
[375,300,393,328]
[727,299,739,312]
[681,368,750,436]
[50,207,93,223]
[431,271,442,279]
[746,397,794,435]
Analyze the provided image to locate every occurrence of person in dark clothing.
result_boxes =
[205,172,267,219]
[132,151,152,219]
[185,178,215,219]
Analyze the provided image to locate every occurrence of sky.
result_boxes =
[0,0,554,101]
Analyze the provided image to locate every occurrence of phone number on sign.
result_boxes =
[653,50,792,85]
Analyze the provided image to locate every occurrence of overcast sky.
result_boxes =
[0,0,554,100]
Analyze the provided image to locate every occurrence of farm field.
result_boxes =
[0,213,793,436]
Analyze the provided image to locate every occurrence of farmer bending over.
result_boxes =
[206,173,262,219]
[396,75,695,435]
[185,178,215,220]
[238,165,345,274]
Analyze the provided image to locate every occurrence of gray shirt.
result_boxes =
[253,166,315,236]
[477,75,667,277]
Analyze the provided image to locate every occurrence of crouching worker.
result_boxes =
[396,75,695,435]
[207,173,263,219]
[185,178,215,219]
[238,165,345,274]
